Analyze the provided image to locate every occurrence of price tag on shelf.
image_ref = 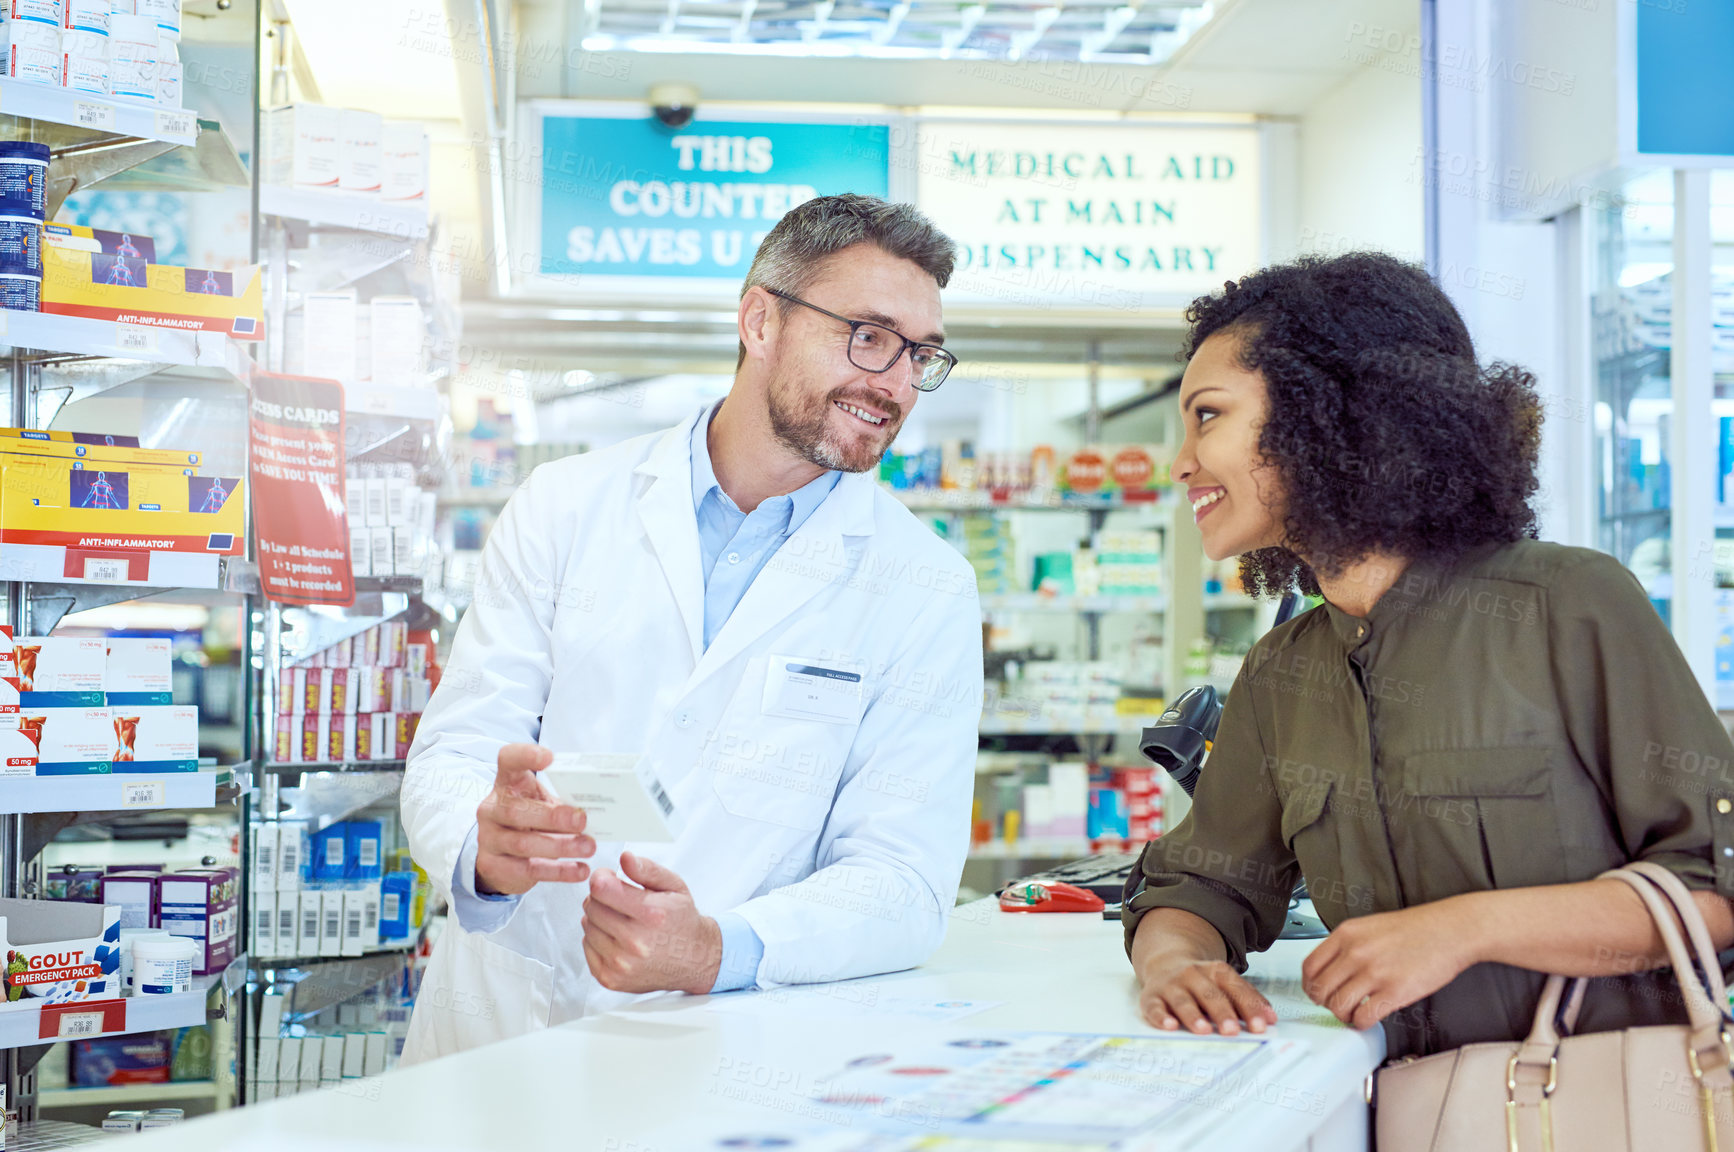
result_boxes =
[154,109,196,140]
[82,557,129,583]
[56,1010,104,1039]
[116,322,157,354]
[73,101,116,131]
[121,780,165,808]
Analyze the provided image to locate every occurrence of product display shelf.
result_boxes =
[344,383,443,423]
[437,485,521,509]
[259,186,431,240]
[0,768,234,816]
[980,593,1167,615]
[0,974,221,1052]
[0,80,199,147]
[251,942,418,971]
[353,575,424,596]
[894,489,1162,513]
[978,714,1163,737]
[39,1080,216,1108]
[0,312,254,377]
[0,548,244,598]
[1203,592,1260,611]
[258,759,407,775]
[968,838,1097,860]
[2,1117,108,1148]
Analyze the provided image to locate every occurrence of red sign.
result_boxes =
[1111,447,1155,490]
[1066,449,1107,492]
[249,371,354,607]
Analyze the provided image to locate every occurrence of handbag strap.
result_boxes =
[1625,860,1731,1008]
[1515,867,1732,1082]
[1600,866,1734,1092]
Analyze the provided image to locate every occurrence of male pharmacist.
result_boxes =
[400,194,983,1061]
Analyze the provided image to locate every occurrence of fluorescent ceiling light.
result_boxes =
[583,0,1218,64]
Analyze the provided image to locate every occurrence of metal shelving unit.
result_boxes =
[0,8,261,1127]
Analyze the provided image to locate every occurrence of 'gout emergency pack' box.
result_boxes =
[0,897,122,1008]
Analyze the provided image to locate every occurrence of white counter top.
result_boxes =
[149,900,1384,1150]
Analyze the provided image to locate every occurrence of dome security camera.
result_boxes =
[649,84,699,129]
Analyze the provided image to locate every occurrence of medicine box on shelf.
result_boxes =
[0,897,122,1011]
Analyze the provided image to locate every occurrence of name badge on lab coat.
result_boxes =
[763,656,866,725]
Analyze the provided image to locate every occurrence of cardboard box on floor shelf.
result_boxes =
[39,243,264,340]
[0,897,123,1009]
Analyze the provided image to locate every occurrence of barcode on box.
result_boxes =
[360,842,378,867]
[57,1011,103,1039]
[323,909,340,936]
[651,781,673,817]
[258,844,274,872]
[345,910,361,939]
[363,902,377,930]
[383,893,400,919]
[326,840,344,866]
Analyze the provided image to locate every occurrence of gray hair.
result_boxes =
[737,194,955,367]
[743,193,955,296]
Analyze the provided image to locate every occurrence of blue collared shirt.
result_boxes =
[690,400,841,649]
[454,404,839,995]
[691,402,839,991]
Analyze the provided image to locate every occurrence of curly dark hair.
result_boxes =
[1183,251,1541,598]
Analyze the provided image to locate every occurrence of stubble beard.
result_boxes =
[766,369,902,474]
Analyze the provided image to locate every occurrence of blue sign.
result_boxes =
[1637,3,1734,156]
[538,115,890,279]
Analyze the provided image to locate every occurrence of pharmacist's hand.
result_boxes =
[473,743,596,897]
[1302,902,1472,1030]
[582,851,722,996]
[1139,957,1277,1037]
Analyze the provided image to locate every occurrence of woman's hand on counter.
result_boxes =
[1132,907,1277,1037]
[1300,899,1477,1030]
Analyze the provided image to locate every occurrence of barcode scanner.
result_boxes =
[1135,593,1328,940]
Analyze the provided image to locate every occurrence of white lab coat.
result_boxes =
[399,410,984,1063]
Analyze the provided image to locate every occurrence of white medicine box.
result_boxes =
[249,823,279,892]
[339,109,383,194]
[112,705,198,773]
[104,638,173,705]
[380,120,428,202]
[267,103,342,188]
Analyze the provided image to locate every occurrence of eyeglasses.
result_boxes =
[765,287,958,392]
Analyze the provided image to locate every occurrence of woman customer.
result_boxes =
[1126,251,1734,1059]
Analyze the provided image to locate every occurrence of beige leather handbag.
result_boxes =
[1370,861,1734,1151]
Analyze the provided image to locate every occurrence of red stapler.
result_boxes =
[998,880,1107,913]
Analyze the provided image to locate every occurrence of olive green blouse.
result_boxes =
[1123,540,1734,1059]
